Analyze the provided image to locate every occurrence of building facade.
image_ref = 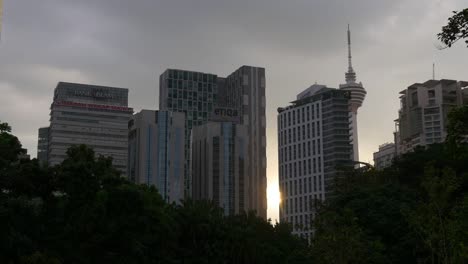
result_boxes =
[47,82,132,175]
[192,122,248,215]
[373,143,396,169]
[278,85,352,239]
[396,79,468,153]
[128,110,185,203]
[37,126,49,165]
[159,66,267,218]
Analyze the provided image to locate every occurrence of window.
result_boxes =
[298,161,302,176]
[299,179,302,194]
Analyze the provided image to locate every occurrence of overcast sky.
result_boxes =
[1,0,467,220]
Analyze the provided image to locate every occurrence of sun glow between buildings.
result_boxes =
[267,183,281,214]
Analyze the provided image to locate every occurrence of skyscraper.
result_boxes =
[159,69,219,198]
[192,121,249,215]
[396,79,468,153]
[47,82,132,174]
[37,127,49,165]
[128,110,185,203]
[219,66,267,219]
[159,66,267,218]
[277,84,352,239]
[339,25,366,162]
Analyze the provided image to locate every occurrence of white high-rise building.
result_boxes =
[277,85,352,239]
[339,25,366,162]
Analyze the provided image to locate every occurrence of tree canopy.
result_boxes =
[438,8,468,48]
[1,103,468,263]
[0,120,308,264]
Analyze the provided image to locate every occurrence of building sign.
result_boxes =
[214,108,238,117]
[210,107,241,123]
[54,101,133,112]
[73,89,115,99]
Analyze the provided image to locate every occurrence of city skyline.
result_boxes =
[1,0,468,221]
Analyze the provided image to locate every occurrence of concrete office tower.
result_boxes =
[220,66,267,219]
[159,66,267,219]
[373,143,396,170]
[37,127,49,165]
[47,82,132,175]
[396,79,468,154]
[192,122,249,215]
[339,25,366,162]
[277,85,352,239]
[128,110,185,203]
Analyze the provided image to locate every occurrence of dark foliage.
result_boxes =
[438,8,468,48]
[0,121,308,264]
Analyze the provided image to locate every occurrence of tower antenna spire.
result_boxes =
[345,24,356,84]
[348,24,352,70]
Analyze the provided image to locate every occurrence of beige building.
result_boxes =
[191,122,249,216]
[373,143,396,170]
[396,79,468,154]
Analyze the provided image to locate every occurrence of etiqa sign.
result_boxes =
[214,108,238,117]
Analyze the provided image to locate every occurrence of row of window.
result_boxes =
[284,214,315,233]
[167,99,214,114]
[279,139,321,163]
[279,157,322,180]
[279,122,321,146]
[280,175,323,197]
[167,70,217,83]
[279,104,321,129]
[167,88,217,101]
[281,194,323,216]
[167,79,217,93]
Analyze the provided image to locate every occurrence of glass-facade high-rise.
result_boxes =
[128,110,185,203]
[159,69,218,197]
[192,122,248,216]
[159,66,267,219]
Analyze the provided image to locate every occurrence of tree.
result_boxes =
[438,8,468,48]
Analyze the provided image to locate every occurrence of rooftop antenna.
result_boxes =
[432,63,435,80]
[0,0,3,41]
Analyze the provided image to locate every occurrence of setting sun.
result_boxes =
[267,183,281,220]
